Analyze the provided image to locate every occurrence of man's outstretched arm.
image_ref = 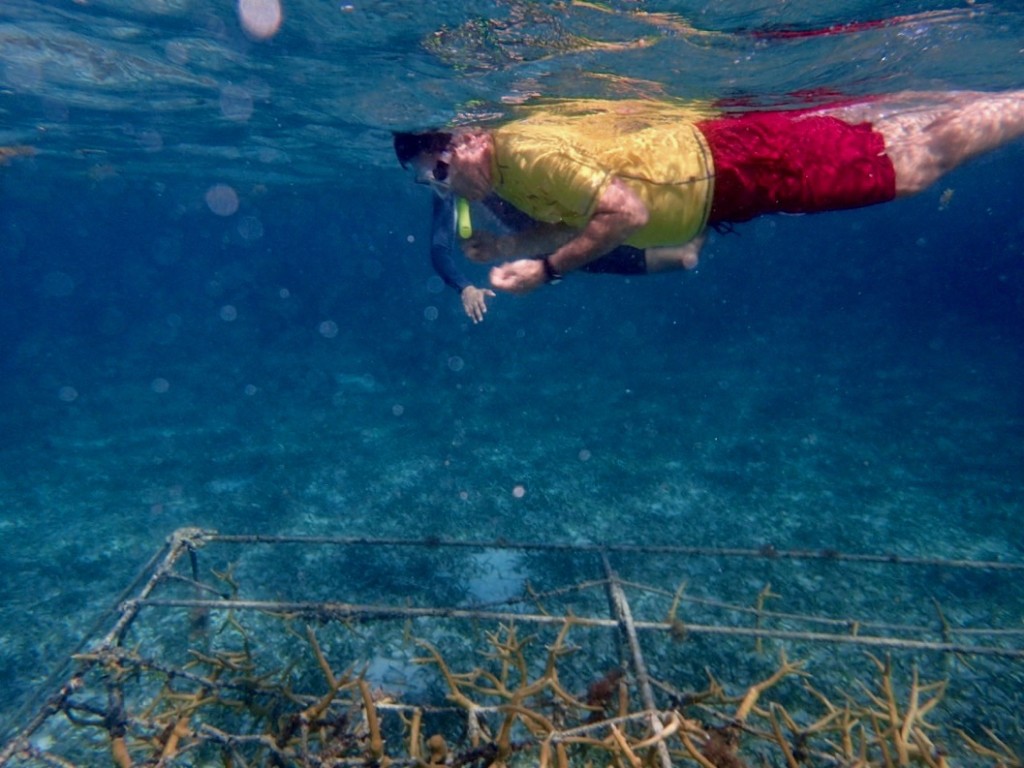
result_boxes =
[489,178,648,293]
[428,194,495,322]
[461,222,577,263]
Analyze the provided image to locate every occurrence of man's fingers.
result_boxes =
[489,265,515,290]
[490,266,530,294]
[462,234,497,263]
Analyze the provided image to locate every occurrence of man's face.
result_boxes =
[410,151,452,197]
[410,132,492,201]
[445,132,492,201]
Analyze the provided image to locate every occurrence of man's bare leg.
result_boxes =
[817,90,1024,195]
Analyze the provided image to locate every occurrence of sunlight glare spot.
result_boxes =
[238,0,282,40]
[238,215,264,241]
[219,85,254,122]
[205,184,239,216]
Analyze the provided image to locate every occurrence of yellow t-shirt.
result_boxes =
[490,100,716,248]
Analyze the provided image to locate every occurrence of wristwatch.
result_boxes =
[541,255,563,285]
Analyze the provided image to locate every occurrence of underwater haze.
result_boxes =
[1,0,1023,739]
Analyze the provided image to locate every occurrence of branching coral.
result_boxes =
[46,618,1007,768]
[10,575,1017,768]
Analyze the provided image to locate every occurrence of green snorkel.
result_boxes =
[456,197,472,239]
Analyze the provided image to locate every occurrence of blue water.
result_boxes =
[1,0,1022,749]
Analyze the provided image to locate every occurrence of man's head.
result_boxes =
[393,129,494,201]
[393,131,452,169]
[393,131,453,195]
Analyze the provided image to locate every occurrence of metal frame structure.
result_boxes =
[2,527,1022,766]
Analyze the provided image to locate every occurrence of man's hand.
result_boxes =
[489,259,547,294]
[461,285,496,322]
[461,232,509,264]
[463,225,576,263]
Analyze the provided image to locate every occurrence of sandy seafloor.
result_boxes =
[0,0,1023,759]
[2,152,1023,756]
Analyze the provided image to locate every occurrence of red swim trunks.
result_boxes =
[696,110,896,224]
